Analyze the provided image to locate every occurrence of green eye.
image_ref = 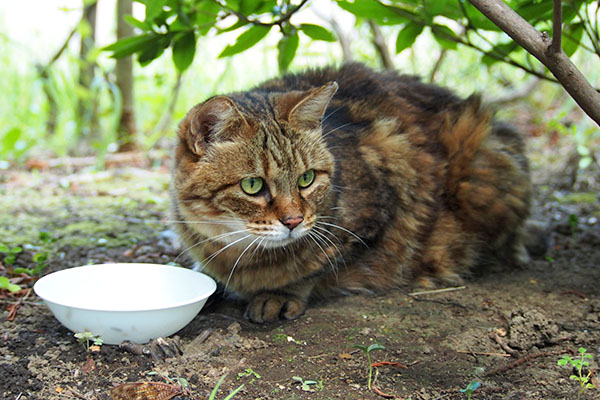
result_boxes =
[298,169,315,188]
[240,177,264,195]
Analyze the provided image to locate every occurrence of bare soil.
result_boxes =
[1,138,599,400]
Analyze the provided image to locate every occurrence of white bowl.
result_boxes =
[33,263,216,345]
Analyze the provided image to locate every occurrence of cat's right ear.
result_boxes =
[178,96,250,156]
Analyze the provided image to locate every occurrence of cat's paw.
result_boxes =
[244,292,306,323]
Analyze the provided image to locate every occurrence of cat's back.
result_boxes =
[256,63,463,120]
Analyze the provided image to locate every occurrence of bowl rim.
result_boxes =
[33,263,217,312]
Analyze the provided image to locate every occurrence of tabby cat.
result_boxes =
[170,63,531,323]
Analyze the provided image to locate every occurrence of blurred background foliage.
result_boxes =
[0,0,598,177]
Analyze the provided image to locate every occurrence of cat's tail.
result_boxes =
[439,97,534,264]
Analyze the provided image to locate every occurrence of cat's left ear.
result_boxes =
[285,81,338,131]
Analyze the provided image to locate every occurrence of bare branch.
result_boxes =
[368,20,394,70]
[468,0,600,126]
[552,0,562,54]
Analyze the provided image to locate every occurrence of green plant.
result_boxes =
[74,331,104,351]
[558,347,597,399]
[237,368,261,384]
[0,243,22,266]
[353,343,385,390]
[292,376,322,392]
[209,375,245,400]
[460,381,481,400]
[0,276,21,293]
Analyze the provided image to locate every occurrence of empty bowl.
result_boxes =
[33,263,216,345]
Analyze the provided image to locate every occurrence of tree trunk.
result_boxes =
[78,1,98,141]
[116,0,137,152]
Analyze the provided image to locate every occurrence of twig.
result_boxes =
[408,286,466,296]
[429,49,447,82]
[368,20,394,70]
[484,348,570,376]
[489,331,519,356]
[552,0,562,54]
[456,349,511,357]
[7,288,31,321]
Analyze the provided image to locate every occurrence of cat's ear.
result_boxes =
[179,96,250,156]
[286,82,338,131]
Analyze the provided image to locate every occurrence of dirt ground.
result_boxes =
[1,135,599,400]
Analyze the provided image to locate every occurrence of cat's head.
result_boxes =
[173,82,338,249]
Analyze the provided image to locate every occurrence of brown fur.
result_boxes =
[170,63,532,323]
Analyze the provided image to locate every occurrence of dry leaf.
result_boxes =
[110,381,190,400]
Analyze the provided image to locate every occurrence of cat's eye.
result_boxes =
[298,169,315,188]
[240,177,264,195]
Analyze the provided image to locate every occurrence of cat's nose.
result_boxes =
[281,216,304,231]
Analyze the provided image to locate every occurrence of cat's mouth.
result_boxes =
[248,221,312,249]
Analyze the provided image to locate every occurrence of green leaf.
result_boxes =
[367,343,385,353]
[10,246,22,254]
[395,23,424,53]
[218,25,271,58]
[335,0,408,25]
[145,0,168,20]
[278,32,299,72]
[300,24,336,42]
[218,19,248,34]
[137,34,172,65]
[123,15,149,30]
[172,30,196,72]
[103,33,158,58]
[563,22,584,57]
[0,244,9,252]
[516,0,553,23]
[240,0,264,15]
[353,344,368,352]
[431,24,458,50]
[223,383,245,400]
[1,127,22,153]
[0,277,21,293]
[13,267,33,276]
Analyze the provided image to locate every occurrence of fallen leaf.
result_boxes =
[81,357,96,373]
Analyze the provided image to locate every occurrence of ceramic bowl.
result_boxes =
[33,263,216,345]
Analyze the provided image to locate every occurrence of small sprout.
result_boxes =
[74,331,103,352]
[558,347,596,399]
[0,244,22,266]
[353,343,385,390]
[209,375,245,400]
[460,381,480,400]
[237,368,261,384]
[292,376,322,392]
[0,276,21,293]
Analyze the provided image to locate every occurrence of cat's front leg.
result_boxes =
[244,280,314,323]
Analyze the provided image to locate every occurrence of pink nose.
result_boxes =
[281,216,303,231]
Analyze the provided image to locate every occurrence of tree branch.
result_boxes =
[468,0,600,126]
[552,0,562,54]
[368,20,394,70]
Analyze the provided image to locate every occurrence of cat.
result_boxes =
[170,63,532,323]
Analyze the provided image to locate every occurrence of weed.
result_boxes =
[0,243,22,266]
[237,368,261,384]
[460,381,480,400]
[292,376,322,392]
[209,375,245,400]
[0,276,21,293]
[273,333,288,343]
[353,343,385,390]
[74,331,104,352]
[558,347,596,399]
